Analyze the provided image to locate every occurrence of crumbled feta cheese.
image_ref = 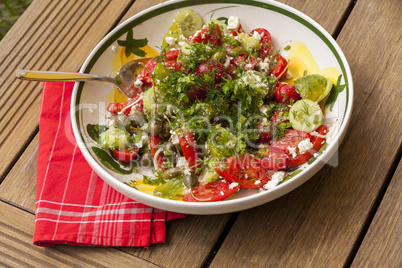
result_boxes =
[178,41,186,47]
[234,35,241,41]
[263,171,285,190]
[224,56,231,68]
[245,63,253,69]
[287,146,297,158]
[229,182,239,190]
[257,61,269,72]
[252,30,264,41]
[177,157,189,170]
[298,139,313,154]
[133,78,143,89]
[165,36,176,46]
[255,180,261,185]
[171,134,179,145]
[310,131,327,138]
[227,16,240,30]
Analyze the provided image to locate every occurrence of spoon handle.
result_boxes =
[15,69,115,84]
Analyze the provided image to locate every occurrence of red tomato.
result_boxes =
[195,60,225,83]
[271,109,290,125]
[225,60,238,79]
[271,129,313,155]
[270,55,288,79]
[286,152,312,169]
[107,95,144,116]
[183,180,240,202]
[257,145,288,170]
[113,146,139,162]
[164,49,181,61]
[228,23,245,36]
[257,120,273,143]
[249,28,273,58]
[215,154,271,189]
[188,25,222,46]
[149,135,165,169]
[234,54,258,70]
[311,125,328,152]
[285,125,329,169]
[139,58,157,85]
[177,130,201,171]
[274,84,302,104]
[256,110,289,143]
[187,86,207,103]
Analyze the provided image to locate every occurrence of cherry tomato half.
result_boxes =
[249,28,273,58]
[195,60,225,83]
[286,125,329,169]
[311,125,329,152]
[274,84,302,104]
[188,25,222,46]
[257,145,288,170]
[271,129,313,155]
[270,55,288,79]
[215,154,271,189]
[286,152,312,169]
[107,95,144,116]
[177,130,201,171]
[113,146,139,162]
[183,180,240,202]
[228,23,245,36]
[234,54,258,70]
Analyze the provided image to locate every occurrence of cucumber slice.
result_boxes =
[142,87,164,112]
[204,19,227,31]
[174,9,203,38]
[99,127,129,149]
[238,33,261,50]
[294,74,333,102]
[289,99,323,132]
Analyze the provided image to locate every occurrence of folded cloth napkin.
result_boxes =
[34,81,185,247]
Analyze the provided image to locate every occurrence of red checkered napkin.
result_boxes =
[34,81,185,247]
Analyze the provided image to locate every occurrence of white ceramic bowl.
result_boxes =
[71,0,353,214]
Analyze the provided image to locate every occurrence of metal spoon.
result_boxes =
[15,57,151,98]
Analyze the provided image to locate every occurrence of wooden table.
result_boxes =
[0,0,400,267]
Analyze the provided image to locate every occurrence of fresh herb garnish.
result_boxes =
[325,75,346,111]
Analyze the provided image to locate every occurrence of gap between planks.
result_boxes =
[345,144,402,267]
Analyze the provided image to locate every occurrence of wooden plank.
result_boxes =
[0,0,134,182]
[0,134,39,211]
[0,201,158,268]
[0,0,356,267]
[351,160,402,268]
[0,1,232,266]
[210,0,402,266]
[0,131,232,267]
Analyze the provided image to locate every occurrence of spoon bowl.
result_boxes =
[15,58,151,98]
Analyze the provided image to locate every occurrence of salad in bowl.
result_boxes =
[72,0,352,214]
[92,10,340,202]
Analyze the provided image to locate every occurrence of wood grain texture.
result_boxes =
[0,0,134,182]
[0,134,39,211]
[0,0,400,267]
[210,0,402,266]
[351,161,402,268]
[0,202,159,268]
